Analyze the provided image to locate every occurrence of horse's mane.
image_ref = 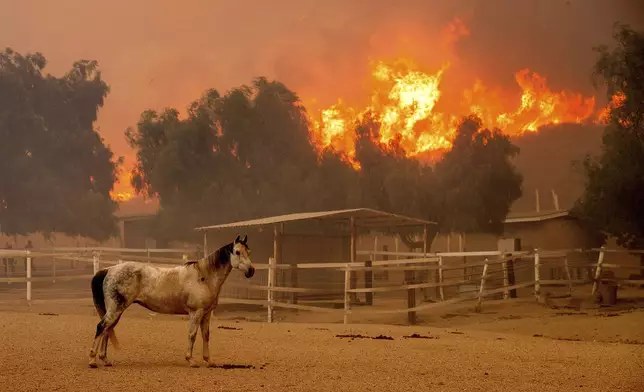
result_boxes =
[184,242,235,269]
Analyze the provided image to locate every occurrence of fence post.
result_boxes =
[26,250,32,301]
[365,255,373,306]
[591,247,606,296]
[290,264,298,305]
[92,252,99,275]
[534,249,541,300]
[438,256,445,301]
[475,259,489,312]
[267,257,276,323]
[406,261,417,325]
[344,263,351,324]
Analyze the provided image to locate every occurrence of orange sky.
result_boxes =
[1,0,642,197]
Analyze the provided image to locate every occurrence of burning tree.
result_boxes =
[127,74,524,243]
[574,23,644,272]
[0,48,120,240]
[126,78,361,242]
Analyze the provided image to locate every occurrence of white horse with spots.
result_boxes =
[88,235,254,368]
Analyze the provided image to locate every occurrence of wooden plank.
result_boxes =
[347,279,470,293]
[353,281,537,316]
[540,279,588,286]
[475,262,489,312]
[0,275,94,283]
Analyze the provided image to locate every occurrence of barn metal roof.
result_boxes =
[195,208,436,231]
[504,210,571,224]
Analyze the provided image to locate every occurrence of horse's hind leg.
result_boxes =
[89,297,127,368]
[98,314,122,366]
[185,309,204,368]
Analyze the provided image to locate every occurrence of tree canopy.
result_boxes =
[128,77,524,242]
[435,116,523,234]
[574,24,644,251]
[0,48,120,240]
[126,78,361,242]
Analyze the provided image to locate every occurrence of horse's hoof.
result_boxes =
[88,362,98,369]
[206,362,217,368]
[103,361,113,367]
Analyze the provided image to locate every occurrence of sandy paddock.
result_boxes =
[0,294,643,392]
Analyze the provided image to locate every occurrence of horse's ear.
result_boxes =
[235,235,241,243]
[242,234,248,244]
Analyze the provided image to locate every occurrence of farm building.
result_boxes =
[195,208,437,304]
[427,209,642,281]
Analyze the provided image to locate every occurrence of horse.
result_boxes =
[87,234,254,368]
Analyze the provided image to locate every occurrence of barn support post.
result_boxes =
[267,257,276,323]
[475,259,489,312]
[421,225,436,300]
[364,236,377,305]
[591,247,606,296]
[563,255,573,296]
[26,250,32,301]
[382,244,389,280]
[534,249,541,300]
[290,263,298,305]
[349,216,357,304]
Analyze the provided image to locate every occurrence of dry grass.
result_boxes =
[0,293,643,392]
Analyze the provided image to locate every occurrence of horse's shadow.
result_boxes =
[88,360,258,370]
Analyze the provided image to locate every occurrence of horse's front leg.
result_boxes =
[185,309,204,368]
[200,311,214,367]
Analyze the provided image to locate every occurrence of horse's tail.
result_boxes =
[91,269,120,350]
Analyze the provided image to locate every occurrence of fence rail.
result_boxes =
[1,246,643,324]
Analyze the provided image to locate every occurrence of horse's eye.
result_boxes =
[235,251,240,256]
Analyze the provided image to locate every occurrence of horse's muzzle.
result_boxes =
[245,266,255,279]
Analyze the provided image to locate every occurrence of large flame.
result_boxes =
[111,170,135,202]
[310,58,601,162]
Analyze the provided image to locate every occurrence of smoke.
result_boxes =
[1,0,641,192]
[510,123,605,212]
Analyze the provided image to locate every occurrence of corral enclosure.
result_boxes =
[197,208,435,305]
[2,207,644,327]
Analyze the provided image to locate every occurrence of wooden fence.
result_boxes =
[1,246,642,324]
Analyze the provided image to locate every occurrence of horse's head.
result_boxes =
[231,234,254,278]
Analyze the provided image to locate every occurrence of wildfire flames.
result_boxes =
[111,19,621,203]
[309,58,603,162]
[111,170,135,203]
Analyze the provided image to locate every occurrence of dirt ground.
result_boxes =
[0,289,643,392]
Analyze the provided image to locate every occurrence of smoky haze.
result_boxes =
[1,0,642,205]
